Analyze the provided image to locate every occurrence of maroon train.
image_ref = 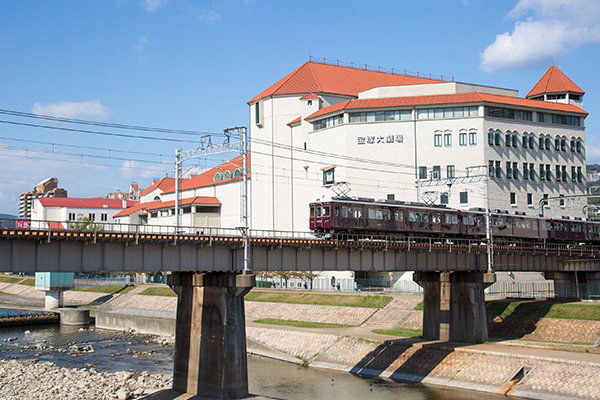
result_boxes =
[309,197,600,242]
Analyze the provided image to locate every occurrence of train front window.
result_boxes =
[322,206,330,217]
[316,207,321,217]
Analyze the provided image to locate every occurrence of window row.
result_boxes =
[509,192,573,208]
[214,168,243,182]
[485,106,581,126]
[489,161,584,183]
[419,165,456,180]
[434,130,477,147]
[418,106,479,120]
[488,130,583,153]
[313,115,343,131]
[349,110,412,123]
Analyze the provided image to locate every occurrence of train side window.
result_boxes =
[525,221,531,229]
[383,209,390,220]
[572,224,582,232]
[368,208,376,219]
[506,218,512,228]
[515,220,521,228]
[422,213,428,222]
[310,207,315,218]
[354,208,362,218]
[342,207,348,218]
[316,207,321,217]
[376,210,383,220]
[409,212,416,222]
[394,211,403,221]
[432,213,440,223]
[335,207,339,217]
[444,214,457,224]
[322,206,330,217]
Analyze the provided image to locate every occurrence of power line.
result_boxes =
[0,108,223,137]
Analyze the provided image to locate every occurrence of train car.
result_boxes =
[309,197,600,244]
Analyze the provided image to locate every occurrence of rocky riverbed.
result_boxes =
[0,358,172,399]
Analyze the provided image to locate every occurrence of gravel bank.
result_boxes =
[0,358,172,399]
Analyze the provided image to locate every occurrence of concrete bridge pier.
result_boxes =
[168,271,255,399]
[545,271,578,299]
[414,271,496,343]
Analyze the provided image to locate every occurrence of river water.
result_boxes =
[0,317,521,400]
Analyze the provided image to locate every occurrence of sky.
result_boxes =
[0,0,599,215]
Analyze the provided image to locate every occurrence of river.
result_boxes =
[0,317,521,400]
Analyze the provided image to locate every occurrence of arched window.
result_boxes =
[214,173,222,182]
[153,196,160,201]
[233,168,242,178]
[224,170,232,180]
[528,133,535,149]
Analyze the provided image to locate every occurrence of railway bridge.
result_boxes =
[1,221,600,399]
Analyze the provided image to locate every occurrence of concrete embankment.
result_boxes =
[0,312,59,327]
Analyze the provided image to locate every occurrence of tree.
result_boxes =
[67,214,104,231]
[295,271,320,290]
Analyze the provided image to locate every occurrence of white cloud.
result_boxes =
[32,100,115,122]
[142,0,168,12]
[243,0,256,6]
[119,160,170,181]
[134,36,149,60]
[198,9,221,23]
[480,0,600,72]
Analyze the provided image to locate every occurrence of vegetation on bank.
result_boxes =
[0,276,21,284]
[372,327,423,338]
[19,279,35,286]
[485,301,600,321]
[139,287,177,297]
[244,291,391,308]
[254,318,357,329]
[71,285,135,294]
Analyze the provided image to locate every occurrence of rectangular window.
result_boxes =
[529,163,535,180]
[546,137,551,150]
[578,166,583,183]
[387,194,395,201]
[513,162,519,180]
[323,168,335,186]
[101,213,108,222]
[540,164,545,180]
[512,134,518,147]
[506,161,512,179]
[419,166,427,180]
[488,131,494,145]
[577,140,582,153]
[444,133,452,146]
[556,165,561,182]
[510,192,516,205]
[562,166,567,181]
[522,135,528,148]
[561,138,567,151]
[88,213,95,221]
[495,132,501,146]
[489,161,495,177]
[571,139,576,152]
[529,136,535,149]
[68,213,76,221]
[572,166,577,182]
[523,163,529,179]
[539,136,544,149]
[459,132,467,146]
[546,165,551,181]
[560,194,565,206]
[495,161,502,178]
[527,193,533,205]
[440,193,449,204]
[434,134,442,147]
[432,166,441,180]
[469,132,477,145]
[459,191,468,204]
[447,165,455,179]
[255,102,260,125]
[368,208,376,219]
[506,133,511,147]
[555,137,560,150]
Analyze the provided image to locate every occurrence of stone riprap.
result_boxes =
[246,327,339,362]
[250,328,600,400]
[0,359,171,399]
[245,302,376,325]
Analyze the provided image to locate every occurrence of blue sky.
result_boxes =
[0,0,599,215]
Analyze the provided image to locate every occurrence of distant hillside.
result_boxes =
[0,214,18,228]
[0,214,18,219]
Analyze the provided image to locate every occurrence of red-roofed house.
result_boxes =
[248,59,588,229]
[31,197,134,229]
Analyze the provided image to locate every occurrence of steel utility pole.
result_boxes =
[417,165,493,272]
[174,127,250,271]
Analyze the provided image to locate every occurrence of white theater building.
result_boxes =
[248,61,587,232]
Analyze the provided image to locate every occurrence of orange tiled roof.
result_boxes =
[161,155,250,195]
[143,196,221,212]
[287,116,301,126]
[300,92,321,100]
[113,200,162,217]
[139,177,177,197]
[527,65,584,97]
[248,61,445,104]
[306,92,588,121]
[39,198,135,209]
